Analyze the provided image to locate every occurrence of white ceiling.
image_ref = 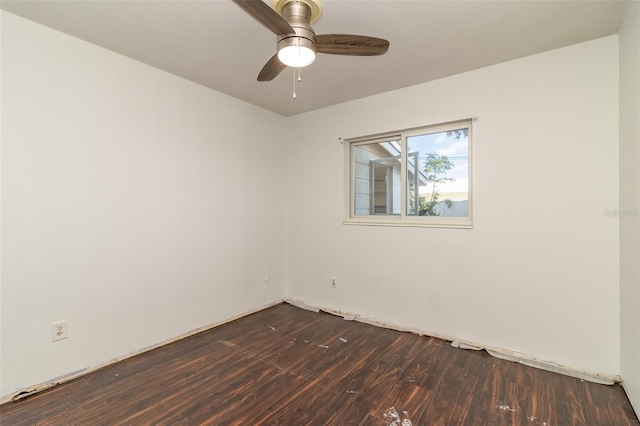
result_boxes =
[1,0,631,117]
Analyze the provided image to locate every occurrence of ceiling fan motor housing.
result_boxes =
[277,1,317,59]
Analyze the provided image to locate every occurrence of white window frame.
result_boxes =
[344,119,473,228]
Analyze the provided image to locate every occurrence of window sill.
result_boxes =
[343,217,473,229]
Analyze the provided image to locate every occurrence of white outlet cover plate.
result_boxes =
[51,320,68,342]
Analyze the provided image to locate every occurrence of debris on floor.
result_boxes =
[527,415,548,425]
[498,404,516,412]
[383,406,412,426]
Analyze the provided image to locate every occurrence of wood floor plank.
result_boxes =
[1,303,638,425]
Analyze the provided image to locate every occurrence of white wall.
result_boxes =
[286,36,620,377]
[0,8,631,405]
[1,12,287,398]
[619,0,640,416]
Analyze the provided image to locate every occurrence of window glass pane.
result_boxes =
[353,140,401,216]
[406,128,469,217]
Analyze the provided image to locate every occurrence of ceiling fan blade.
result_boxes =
[258,54,287,81]
[233,0,294,35]
[316,34,390,56]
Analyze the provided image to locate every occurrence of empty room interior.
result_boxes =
[1,0,639,424]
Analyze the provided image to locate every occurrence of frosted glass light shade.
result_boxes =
[278,45,316,68]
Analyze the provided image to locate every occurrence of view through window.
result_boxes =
[348,120,472,227]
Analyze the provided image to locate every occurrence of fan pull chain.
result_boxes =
[292,68,302,99]
[293,68,297,99]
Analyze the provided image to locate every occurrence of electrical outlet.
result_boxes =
[51,320,68,342]
[264,274,269,283]
[331,277,337,288]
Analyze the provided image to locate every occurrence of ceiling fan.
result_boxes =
[233,0,390,81]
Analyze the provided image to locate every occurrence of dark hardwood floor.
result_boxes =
[1,303,638,425]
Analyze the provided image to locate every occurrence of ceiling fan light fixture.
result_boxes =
[277,36,316,68]
[232,0,389,82]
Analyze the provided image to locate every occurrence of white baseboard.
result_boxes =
[1,298,284,405]
[3,297,620,406]
[286,300,620,386]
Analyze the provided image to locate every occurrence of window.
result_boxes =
[346,120,472,228]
